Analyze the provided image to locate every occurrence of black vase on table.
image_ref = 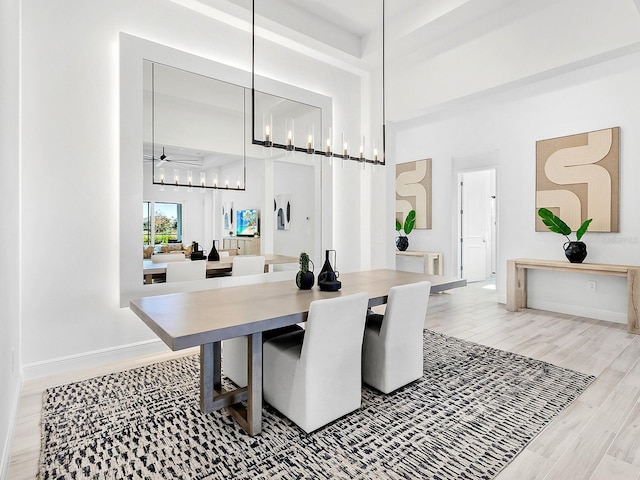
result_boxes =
[208,240,220,261]
[563,241,587,263]
[318,250,341,291]
[396,236,409,251]
[296,253,315,290]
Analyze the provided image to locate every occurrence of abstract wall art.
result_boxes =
[274,194,291,231]
[222,202,234,233]
[536,127,620,232]
[396,159,432,230]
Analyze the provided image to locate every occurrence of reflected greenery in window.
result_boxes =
[143,201,182,245]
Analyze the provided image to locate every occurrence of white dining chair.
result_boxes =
[218,251,229,257]
[361,281,431,394]
[263,292,369,433]
[223,255,269,387]
[151,252,185,263]
[231,255,266,275]
[165,260,206,282]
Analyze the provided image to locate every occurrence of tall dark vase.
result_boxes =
[563,241,587,263]
[396,236,409,251]
[208,240,220,261]
[318,250,341,291]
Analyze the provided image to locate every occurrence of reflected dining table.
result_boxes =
[129,269,467,435]
[142,254,298,284]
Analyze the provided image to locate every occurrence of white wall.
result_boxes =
[0,0,21,474]
[393,49,640,323]
[273,161,316,259]
[19,0,380,373]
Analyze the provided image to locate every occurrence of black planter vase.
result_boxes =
[296,270,315,290]
[564,241,587,263]
[208,240,220,261]
[296,255,315,290]
[396,236,409,252]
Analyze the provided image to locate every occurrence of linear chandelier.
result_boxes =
[250,0,386,167]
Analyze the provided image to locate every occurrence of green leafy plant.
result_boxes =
[396,210,416,237]
[538,208,592,242]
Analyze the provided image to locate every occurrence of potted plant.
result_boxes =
[295,252,315,289]
[395,210,416,251]
[538,208,593,263]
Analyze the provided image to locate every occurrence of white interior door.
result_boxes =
[459,170,495,282]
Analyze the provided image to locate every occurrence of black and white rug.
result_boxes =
[39,331,594,479]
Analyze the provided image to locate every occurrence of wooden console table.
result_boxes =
[506,258,640,334]
[396,251,443,275]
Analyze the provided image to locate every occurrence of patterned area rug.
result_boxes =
[39,331,594,479]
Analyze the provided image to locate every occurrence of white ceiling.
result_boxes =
[280,0,381,37]
[176,0,640,122]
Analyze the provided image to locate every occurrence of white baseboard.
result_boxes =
[22,339,169,382]
[1,371,22,480]
[496,293,626,324]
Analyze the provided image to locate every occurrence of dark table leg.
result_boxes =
[199,332,263,436]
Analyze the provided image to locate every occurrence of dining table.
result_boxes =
[142,254,299,284]
[129,269,467,435]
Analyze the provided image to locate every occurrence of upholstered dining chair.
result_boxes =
[151,252,185,263]
[165,260,206,282]
[361,281,431,394]
[262,292,369,433]
[223,255,272,387]
[231,255,265,276]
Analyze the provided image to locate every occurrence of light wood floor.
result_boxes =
[8,281,640,479]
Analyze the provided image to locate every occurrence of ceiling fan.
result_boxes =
[143,146,203,166]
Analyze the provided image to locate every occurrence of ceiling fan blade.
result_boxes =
[166,159,203,166]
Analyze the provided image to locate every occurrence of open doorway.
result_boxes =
[457,169,497,283]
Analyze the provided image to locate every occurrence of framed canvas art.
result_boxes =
[536,127,620,232]
[396,159,432,229]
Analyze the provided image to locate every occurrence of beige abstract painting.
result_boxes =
[396,159,432,230]
[536,127,620,232]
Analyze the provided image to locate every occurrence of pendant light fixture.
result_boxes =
[250,0,386,167]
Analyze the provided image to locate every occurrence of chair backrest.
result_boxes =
[380,281,431,346]
[232,255,265,276]
[301,293,369,370]
[166,260,206,282]
[151,252,185,263]
[218,251,230,257]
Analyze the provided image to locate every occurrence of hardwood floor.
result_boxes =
[426,282,640,480]
[8,281,640,479]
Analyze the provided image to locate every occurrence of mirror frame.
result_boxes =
[120,33,332,307]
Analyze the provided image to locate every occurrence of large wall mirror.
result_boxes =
[253,90,324,153]
[120,34,331,306]
[144,61,246,191]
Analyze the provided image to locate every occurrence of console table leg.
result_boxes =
[628,269,640,334]
[506,260,527,311]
